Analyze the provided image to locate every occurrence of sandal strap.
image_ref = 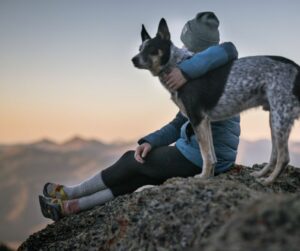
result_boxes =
[51,198,65,213]
[54,185,68,200]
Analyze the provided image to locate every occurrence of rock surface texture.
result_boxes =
[19,165,300,251]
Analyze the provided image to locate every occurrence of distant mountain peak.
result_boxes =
[30,138,57,147]
[63,136,87,145]
[61,136,109,150]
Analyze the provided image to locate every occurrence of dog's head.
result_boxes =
[132,18,172,76]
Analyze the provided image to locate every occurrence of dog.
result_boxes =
[132,18,300,185]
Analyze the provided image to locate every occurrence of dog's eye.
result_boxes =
[149,48,158,55]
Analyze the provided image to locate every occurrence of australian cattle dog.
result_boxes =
[132,18,300,185]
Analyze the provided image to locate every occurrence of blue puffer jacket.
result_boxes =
[138,42,240,173]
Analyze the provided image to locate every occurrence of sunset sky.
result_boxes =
[1,0,300,144]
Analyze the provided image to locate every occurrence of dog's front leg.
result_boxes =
[193,117,216,178]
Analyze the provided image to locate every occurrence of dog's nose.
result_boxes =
[131,56,139,67]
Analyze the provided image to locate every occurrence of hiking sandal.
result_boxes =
[39,195,64,221]
[43,183,68,200]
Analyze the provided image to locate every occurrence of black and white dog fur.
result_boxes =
[132,19,300,185]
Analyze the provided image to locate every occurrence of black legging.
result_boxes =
[101,146,201,197]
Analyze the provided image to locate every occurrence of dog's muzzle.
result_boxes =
[131,56,141,68]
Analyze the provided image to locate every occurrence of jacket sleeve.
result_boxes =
[179,42,238,80]
[138,112,188,147]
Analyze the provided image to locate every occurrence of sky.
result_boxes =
[0,0,300,144]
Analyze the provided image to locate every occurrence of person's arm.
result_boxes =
[179,42,238,79]
[137,111,187,147]
[164,42,238,90]
[134,111,187,163]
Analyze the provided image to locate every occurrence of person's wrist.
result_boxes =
[179,68,190,81]
[145,142,152,149]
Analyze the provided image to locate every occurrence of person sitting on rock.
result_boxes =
[39,12,240,221]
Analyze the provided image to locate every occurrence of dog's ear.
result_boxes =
[141,25,151,41]
[156,18,170,40]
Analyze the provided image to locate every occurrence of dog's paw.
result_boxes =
[250,170,265,178]
[194,173,211,179]
[257,177,274,186]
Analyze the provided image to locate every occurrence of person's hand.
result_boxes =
[134,142,152,164]
[163,67,187,91]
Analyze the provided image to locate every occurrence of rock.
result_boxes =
[204,194,300,251]
[0,243,14,251]
[18,165,300,251]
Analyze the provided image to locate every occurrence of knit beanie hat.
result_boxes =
[180,12,220,52]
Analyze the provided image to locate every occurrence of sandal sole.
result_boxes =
[39,195,62,221]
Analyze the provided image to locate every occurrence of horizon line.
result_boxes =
[0,135,299,146]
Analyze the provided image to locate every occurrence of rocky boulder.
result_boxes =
[18,165,300,251]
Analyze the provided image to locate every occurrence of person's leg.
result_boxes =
[101,150,151,188]
[43,150,142,200]
[39,188,115,221]
[45,146,200,200]
[62,188,115,215]
[40,146,200,220]
[44,171,107,200]
[109,174,163,197]
[65,173,163,215]
[106,146,201,197]
[135,145,201,180]
[62,145,200,215]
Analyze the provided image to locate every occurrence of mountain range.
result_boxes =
[0,137,135,249]
[237,138,300,167]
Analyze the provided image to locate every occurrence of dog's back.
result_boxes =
[207,56,300,120]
